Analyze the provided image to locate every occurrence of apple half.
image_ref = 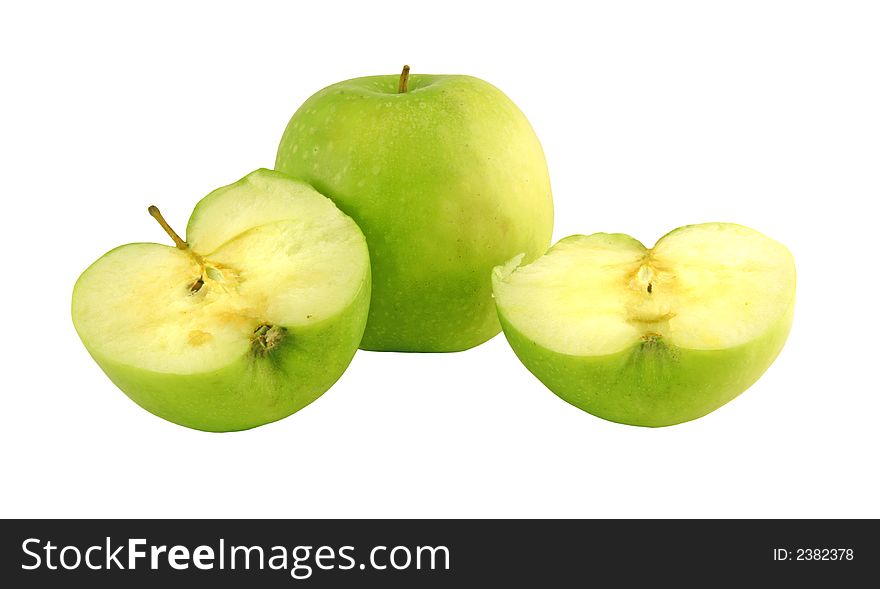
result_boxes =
[72,169,370,432]
[492,223,796,427]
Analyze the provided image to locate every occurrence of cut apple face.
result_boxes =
[72,169,370,432]
[493,223,796,427]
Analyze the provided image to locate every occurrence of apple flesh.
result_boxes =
[276,67,553,352]
[492,223,796,427]
[72,169,370,432]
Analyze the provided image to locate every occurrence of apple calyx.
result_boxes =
[641,332,662,344]
[251,324,286,356]
[398,64,411,93]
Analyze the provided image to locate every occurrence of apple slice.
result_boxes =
[492,223,796,427]
[72,169,370,432]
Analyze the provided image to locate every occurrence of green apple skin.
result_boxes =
[276,73,553,352]
[76,284,369,432]
[495,291,794,428]
[72,170,371,432]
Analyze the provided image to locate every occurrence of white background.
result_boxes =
[1,1,878,518]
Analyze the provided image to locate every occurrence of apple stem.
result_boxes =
[148,205,189,250]
[398,64,411,93]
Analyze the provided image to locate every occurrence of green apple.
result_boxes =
[275,66,553,352]
[492,223,796,427]
[72,169,370,432]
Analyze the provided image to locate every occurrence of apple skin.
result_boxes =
[276,73,553,352]
[76,284,369,432]
[494,282,795,428]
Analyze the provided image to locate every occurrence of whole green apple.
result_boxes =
[492,223,796,427]
[72,169,371,432]
[276,66,553,352]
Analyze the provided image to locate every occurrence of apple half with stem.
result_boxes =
[492,223,796,427]
[72,169,370,432]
